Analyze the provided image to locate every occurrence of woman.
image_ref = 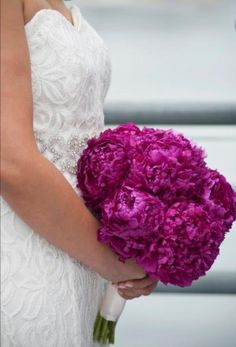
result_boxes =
[1,0,158,345]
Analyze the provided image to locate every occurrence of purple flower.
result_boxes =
[99,123,141,149]
[76,137,129,214]
[76,123,141,213]
[201,169,236,230]
[98,185,165,261]
[137,201,226,286]
[76,124,236,287]
[126,128,207,204]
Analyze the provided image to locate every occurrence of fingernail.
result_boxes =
[117,284,126,289]
[125,282,133,288]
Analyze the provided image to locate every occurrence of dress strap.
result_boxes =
[69,4,82,31]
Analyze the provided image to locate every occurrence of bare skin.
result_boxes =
[113,276,158,300]
[1,0,157,299]
[22,0,75,27]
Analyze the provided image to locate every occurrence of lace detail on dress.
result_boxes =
[24,4,111,135]
[24,4,112,174]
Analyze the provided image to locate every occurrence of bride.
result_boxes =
[1,0,158,345]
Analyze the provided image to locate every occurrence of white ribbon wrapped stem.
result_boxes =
[100,282,126,322]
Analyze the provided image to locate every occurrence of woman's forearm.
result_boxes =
[1,149,127,280]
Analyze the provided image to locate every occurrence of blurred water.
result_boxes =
[116,293,236,347]
[73,0,236,105]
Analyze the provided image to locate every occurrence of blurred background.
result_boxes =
[68,1,236,346]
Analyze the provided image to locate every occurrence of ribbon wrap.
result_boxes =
[100,282,126,322]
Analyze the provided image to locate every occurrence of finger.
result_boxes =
[118,282,157,299]
[142,282,158,295]
[116,276,158,290]
[136,282,157,296]
[118,289,141,300]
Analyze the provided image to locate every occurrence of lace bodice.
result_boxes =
[25,4,112,175]
[1,4,111,346]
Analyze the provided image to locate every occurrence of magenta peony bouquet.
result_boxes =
[76,123,236,344]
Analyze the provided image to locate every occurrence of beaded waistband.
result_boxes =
[34,130,100,175]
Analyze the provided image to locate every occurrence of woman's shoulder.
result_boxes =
[2,0,33,27]
[21,0,44,26]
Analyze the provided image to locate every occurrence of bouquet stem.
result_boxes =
[93,282,126,344]
[93,313,116,344]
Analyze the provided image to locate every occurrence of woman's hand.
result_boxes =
[112,275,158,300]
[103,257,146,283]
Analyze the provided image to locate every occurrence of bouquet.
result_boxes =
[76,123,236,344]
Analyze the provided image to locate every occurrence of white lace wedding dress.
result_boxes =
[1,3,111,346]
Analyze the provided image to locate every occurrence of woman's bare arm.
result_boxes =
[0,0,144,282]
